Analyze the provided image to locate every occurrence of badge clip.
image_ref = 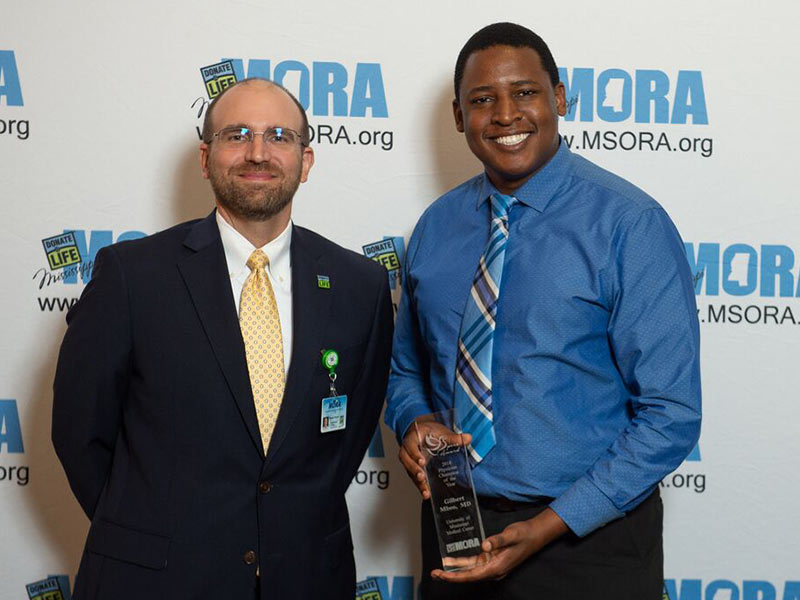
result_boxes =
[320,348,346,433]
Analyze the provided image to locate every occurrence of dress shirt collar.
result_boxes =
[476,136,573,213]
[215,210,292,288]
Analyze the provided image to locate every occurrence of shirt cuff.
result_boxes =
[549,476,625,537]
[391,401,433,445]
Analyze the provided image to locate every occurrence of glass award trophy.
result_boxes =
[416,410,488,571]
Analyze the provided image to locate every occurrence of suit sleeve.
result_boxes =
[52,245,132,519]
[337,264,394,486]
[550,206,702,536]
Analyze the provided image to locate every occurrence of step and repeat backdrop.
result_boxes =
[2,1,799,598]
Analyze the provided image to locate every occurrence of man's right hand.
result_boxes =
[398,419,472,499]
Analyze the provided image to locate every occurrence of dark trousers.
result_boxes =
[420,491,663,600]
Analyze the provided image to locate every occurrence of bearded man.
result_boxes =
[52,78,393,600]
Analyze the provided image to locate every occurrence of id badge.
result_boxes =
[321,395,347,433]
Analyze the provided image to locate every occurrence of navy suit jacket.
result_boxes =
[53,212,393,599]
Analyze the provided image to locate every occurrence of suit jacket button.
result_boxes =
[259,481,272,494]
[243,550,257,565]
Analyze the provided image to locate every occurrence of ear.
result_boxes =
[299,145,315,183]
[453,98,465,133]
[199,143,210,179]
[554,82,567,117]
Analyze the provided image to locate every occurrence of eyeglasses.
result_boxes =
[211,126,306,148]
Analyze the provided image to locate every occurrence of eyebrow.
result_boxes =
[465,79,541,95]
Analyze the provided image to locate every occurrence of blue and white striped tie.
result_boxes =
[454,193,517,464]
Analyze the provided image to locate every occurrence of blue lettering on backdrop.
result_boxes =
[351,63,388,118]
[0,50,24,106]
[685,443,701,461]
[672,71,708,124]
[225,58,388,117]
[368,576,415,600]
[784,582,800,600]
[560,67,594,121]
[665,579,702,600]
[743,581,777,600]
[0,400,24,453]
[665,580,800,600]
[62,230,147,284]
[367,426,385,458]
[559,68,707,124]
[635,70,670,123]
[684,243,800,298]
[706,580,740,599]
[722,244,758,296]
[313,62,348,116]
[596,69,631,123]
[273,60,310,109]
[761,245,795,297]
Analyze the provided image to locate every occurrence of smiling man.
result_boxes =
[385,23,701,599]
[53,78,393,599]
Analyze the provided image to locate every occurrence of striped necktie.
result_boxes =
[454,193,517,464]
[240,249,285,455]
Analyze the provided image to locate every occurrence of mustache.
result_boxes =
[233,164,282,177]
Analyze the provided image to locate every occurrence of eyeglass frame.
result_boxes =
[208,125,309,148]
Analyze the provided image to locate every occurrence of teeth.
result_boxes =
[494,133,529,145]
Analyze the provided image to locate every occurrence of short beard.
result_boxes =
[208,168,300,222]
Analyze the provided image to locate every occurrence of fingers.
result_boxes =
[431,557,500,583]
[483,527,516,552]
[435,521,540,583]
[398,439,430,498]
[397,420,473,499]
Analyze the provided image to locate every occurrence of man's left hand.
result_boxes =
[431,507,569,583]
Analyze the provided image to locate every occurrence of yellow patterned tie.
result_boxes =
[240,249,285,455]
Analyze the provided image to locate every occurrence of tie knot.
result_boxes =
[246,249,270,271]
[490,193,517,220]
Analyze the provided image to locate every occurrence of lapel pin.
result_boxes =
[317,275,331,289]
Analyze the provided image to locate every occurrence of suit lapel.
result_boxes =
[265,226,333,464]
[177,212,264,456]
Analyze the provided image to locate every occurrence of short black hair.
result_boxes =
[201,77,310,146]
[454,22,559,100]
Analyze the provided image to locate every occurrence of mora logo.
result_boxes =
[559,68,707,124]
[664,579,800,600]
[0,50,24,106]
[686,243,800,298]
[0,400,24,454]
[223,58,388,117]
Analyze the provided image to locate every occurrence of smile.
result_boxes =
[239,171,278,181]
[491,133,530,146]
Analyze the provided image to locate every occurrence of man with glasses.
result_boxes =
[53,78,393,600]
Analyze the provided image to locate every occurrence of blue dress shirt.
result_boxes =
[385,140,701,537]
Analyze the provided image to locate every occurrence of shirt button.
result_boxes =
[258,481,272,494]
[243,550,257,565]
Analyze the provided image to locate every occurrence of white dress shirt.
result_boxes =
[216,211,293,375]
